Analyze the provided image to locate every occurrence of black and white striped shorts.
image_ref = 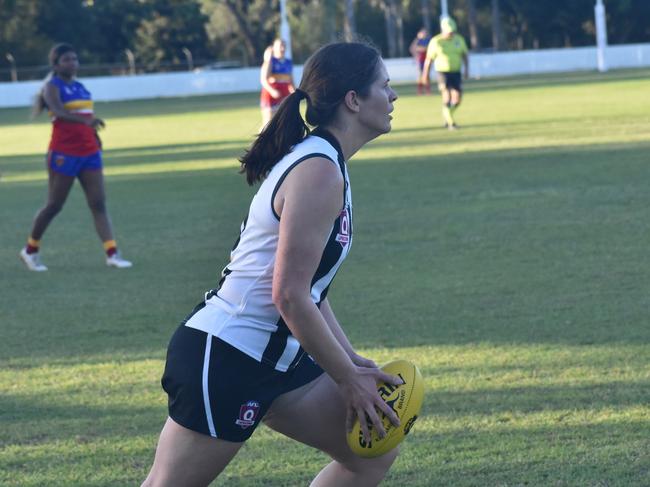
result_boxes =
[161,324,324,442]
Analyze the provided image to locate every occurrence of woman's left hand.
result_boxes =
[350,352,377,369]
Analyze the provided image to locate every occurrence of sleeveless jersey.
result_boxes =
[415,37,430,63]
[185,129,352,372]
[48,75,99,156]
[269,57,293,84]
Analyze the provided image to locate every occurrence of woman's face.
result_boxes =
[272,40,286,59]
[55,51,79,77]
[357,60,398,136]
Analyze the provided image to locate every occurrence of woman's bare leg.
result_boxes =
[142,417,243,487]
[78,169,114,242]
[29,169,75,240]
[263,373,398,487]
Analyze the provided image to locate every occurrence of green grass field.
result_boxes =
[1,69,649,486]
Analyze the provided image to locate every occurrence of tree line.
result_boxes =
[1,0,649,80]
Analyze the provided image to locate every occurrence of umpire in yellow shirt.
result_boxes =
[421,17,469,129]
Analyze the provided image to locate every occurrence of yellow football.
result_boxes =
[346,359,424,458]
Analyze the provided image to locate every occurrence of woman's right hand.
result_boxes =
[339,366,404,444]
[87,117,105,130]
[269,88,281,99]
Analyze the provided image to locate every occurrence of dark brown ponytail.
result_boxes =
[240,90,309,185]
[240,41,380,185]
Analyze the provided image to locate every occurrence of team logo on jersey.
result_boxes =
[334,207,350,247]
[55,155,65,167]
[235,400,260,429]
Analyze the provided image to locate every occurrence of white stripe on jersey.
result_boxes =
[185,132,352,372]
[311,163,352,303]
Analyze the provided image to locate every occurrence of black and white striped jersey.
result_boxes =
[184,129,352,372]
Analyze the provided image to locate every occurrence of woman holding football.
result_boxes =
[143,41,400,487]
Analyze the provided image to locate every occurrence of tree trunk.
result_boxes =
[491,0,502,51]
[395,0,404,56]
[324,0,338,43]
[223,0,261,62]
[383,7,396,57]
[381,0,404,57]
[421,0,431,33]
[467,0,481,49]
[344,0,356,42]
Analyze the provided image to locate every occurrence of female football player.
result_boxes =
[143,41,401,487]
[19,43,132,271]
[409,28,431,94]
[259,38,295,128]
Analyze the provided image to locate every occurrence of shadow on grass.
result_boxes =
[2,377,647,444]
[465,67,650,94]
[1,387,648,486]
[424,381,650,417]
[0,139,248,176]
[395,67,650,97]
[0,91,260,127]
[1,140,650,362]
[2,68,648,130]
[388,112,637,136]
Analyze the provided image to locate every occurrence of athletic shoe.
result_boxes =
[19,248,48,271]
[106,253,133,269]
[448,123,459,131]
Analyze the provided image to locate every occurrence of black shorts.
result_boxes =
[161,324,324,442]
[437,71,462,91]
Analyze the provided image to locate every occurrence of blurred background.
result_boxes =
[1,0,649,81]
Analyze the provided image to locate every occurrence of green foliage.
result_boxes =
[0,0,51,65]
[203,0,279,64]
[2,0,650,80]
[286,0,338,62]
[1,69,650,485]
[134,0,209,69]
[34,0,94,57]
[83,0,149,63]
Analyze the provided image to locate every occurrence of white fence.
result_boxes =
[1,43,649,108]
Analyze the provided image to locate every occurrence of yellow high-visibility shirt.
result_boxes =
[426,34,468,73]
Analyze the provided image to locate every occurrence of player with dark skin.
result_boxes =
[20,44,131,270]
[37,52,109,240]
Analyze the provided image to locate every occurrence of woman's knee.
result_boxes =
[87,198,107,214]
[41,201,64,218]
[341,446,399,477]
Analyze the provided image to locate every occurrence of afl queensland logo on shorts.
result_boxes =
[334,208,350,247]
[235,400,260,429]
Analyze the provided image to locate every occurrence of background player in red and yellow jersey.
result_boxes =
[19,43,132,271]
[421,17,469,129]
[260,38,295,128]
[409,28,431,95]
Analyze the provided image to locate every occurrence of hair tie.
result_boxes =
[295,88,309,100]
